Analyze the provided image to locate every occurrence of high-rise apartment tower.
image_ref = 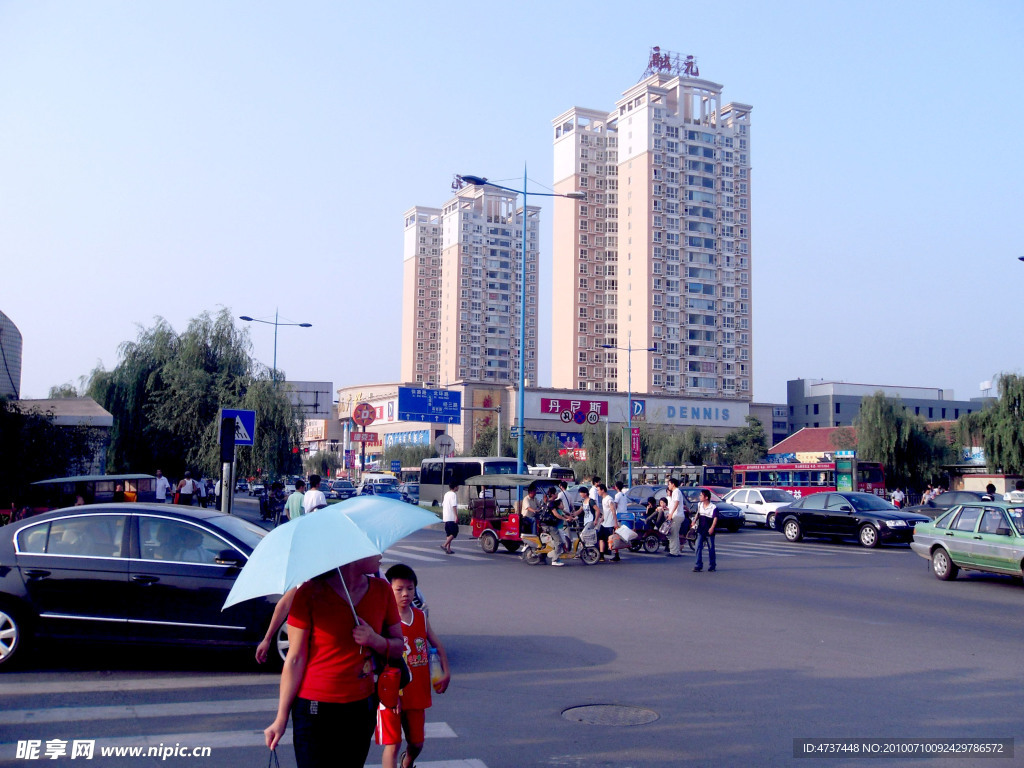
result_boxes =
[552,50,752,399]
[401,183,539,387]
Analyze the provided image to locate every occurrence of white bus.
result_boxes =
[419,456,518,509]
[527,464,576,482]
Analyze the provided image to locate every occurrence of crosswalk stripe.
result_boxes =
[0,722,458,749]
[0,675,274,696]
[399,545,488,562]
[0,698,279,725]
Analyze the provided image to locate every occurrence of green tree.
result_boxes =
[379,444,436,473]
[47,382,80,398]
[959,373,1024,474]
[303,450,341,479]
[84,309,301,480]
[720,415,768,465]
[854,392,953,490]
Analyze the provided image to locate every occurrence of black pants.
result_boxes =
[291,696,375,768]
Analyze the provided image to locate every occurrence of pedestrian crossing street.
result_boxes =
[0,674,486,767]
[381,531,905,567]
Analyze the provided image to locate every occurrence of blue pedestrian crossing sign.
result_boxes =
[220,408,256,447]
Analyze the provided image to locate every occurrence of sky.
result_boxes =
[2,0,1023,406]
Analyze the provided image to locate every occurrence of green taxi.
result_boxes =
[910,502,1024,581]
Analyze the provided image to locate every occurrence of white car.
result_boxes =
[722,488,797,529]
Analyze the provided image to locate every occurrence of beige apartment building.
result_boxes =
[552,53,753,400]
[401,183,539,388]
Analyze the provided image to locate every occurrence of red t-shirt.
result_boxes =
[288,576,400,704]
[399,607,432,710]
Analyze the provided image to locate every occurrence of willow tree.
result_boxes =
[854,392,952,490]
[959,373,1024,474]
[85,309,301,480]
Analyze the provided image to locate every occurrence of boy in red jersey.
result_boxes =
[376,564,451,768]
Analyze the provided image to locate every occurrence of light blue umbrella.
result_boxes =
[222,497,439,610]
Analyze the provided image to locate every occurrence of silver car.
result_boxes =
[722,488,796,529]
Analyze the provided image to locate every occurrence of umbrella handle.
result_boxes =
[337,568,367,658]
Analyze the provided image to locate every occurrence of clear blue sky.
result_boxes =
[3,0,1022,405]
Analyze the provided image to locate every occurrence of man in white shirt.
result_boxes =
[1005,480,1024,503]
[441,482,459,554]
[303,474,328,515]
[613,481,629,519]
[666,477,686,558]
[596,483,620,562]
[154,470,171,503]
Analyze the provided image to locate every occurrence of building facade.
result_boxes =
[786,378,985,433]
[0,310,23,399]
[401,185,539,388]
[552,50,752,400]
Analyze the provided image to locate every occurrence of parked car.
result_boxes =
[330,480,357,501]
[0,503,279,669]
[249,481,265,497]
[911,502,1024,581]
[904,490,1003,519]
[358,483,403,501]
[235,480,249,493]
[679,488,745,532]
[722,488,797,529]
[625,484,668,505]
[775,491,930,548]
[398,482,420,505]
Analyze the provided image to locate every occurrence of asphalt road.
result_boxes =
[2,520,1022,768]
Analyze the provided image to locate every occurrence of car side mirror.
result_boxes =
[753,500,762,504]
[840,505,853,512]
[214,549,245,567]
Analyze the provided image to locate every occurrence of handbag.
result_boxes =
[658,521,672,536]
[685,525,698,542]
[373,651,412,690]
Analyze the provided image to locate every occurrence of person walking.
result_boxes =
[263,555,404,768]
[154,469,171,504]
[666,477,685,558]
[175,471,198,506]
[286,479,307,521]
[1005,480,1024,503]
[596,483,619,562]
[441,482,459,554]
[303,475,328,515]
[692,488,719,573]
[890,488,905,508]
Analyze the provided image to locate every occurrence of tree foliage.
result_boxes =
[720,415,769,465]
[959,373,1024,474]
[0,398,106,508]
[84,309,302,480]
[854,392,953,490]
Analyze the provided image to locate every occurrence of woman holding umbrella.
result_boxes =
[264,553,403,767]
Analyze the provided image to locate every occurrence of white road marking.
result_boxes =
[0,674,273,696]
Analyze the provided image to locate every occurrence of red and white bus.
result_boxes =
[732,462,886,498]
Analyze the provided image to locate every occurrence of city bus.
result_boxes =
[527,464,576,482]
[732,462,885,498]
[419,456,518,509]
[399,466,421,483]
[627,465,734,489]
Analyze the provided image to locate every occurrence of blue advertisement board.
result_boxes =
[397,387,462,424]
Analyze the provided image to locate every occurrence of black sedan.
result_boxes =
[680,488,745,533]
[903,490,1002,519]
[774,491,930,548]
[0,503,278,669]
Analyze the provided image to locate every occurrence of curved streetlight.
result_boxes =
[602,331,657,487]
[461,171,586,475]
[239,309,312,386]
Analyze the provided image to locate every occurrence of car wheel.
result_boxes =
[479,532,499,554]
[783,518,802,542]
[642,534,661,554]
[0,603,29,670]
[858,524,880,548]
[501,541,520,553]
[932,548,959,581]
[275,622,290,666]
[522,547,542,566]
[767,512,777,530]
[580,546,600,565]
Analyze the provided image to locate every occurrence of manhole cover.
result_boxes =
[562,704,660,726]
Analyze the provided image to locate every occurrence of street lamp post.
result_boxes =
[239,309,313,386]
[461,171,585,474]
[602,331,656,488]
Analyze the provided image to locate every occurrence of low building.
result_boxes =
[787,378,985,434]
[17,397,113,475]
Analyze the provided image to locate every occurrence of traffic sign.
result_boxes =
[398,387,462,424]
[390,460,402,473]
[220,409,256,447]
[352,402,376,427]
[434,434,455,457]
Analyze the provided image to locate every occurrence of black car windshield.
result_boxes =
[208,514,267,550]
[762,490,794,503]
[847,494,896,512]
